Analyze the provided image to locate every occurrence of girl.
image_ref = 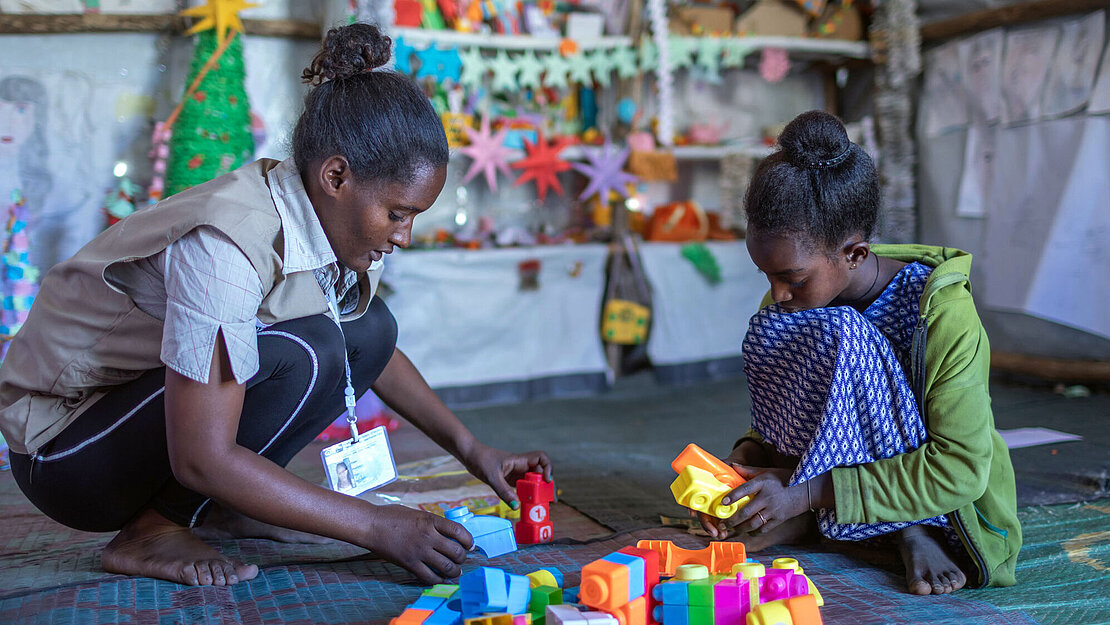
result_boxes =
[0,24,551,587]
[697,111,1020,595]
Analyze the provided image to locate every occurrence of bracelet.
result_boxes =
[807,480,815,512]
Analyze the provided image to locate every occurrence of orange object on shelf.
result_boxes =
[633,540,747,576]
[645,201,708,242]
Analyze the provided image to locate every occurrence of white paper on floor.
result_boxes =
[998,427,1083,449]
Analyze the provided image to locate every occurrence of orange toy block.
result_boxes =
[580,559,630,612]
[608,595,647,625]
[392,608,434,625]
[671,443,745,490]
[633,541,747,576]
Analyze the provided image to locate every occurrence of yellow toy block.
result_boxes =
[670,465,749,519]
[527,569,560,588]
[465,614,515,625]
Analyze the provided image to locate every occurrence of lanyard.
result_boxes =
[324,288,360,442]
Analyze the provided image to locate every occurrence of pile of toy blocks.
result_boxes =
[391,540,824,625]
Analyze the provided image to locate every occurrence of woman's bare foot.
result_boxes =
[194,504,333,544]
[734,512,818,552]
[898,525,967,595]
[102,508,258,585]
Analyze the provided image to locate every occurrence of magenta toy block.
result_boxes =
[712,578,742,625]
[760,569,809,602]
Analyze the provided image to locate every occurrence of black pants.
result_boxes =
[10,298,397,532]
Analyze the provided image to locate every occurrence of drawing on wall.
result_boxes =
[1041,10,1106,118]
[0,75,52,246]
[1001,26,1060,124]
[959,29,1003,124]
[922,41,967,137]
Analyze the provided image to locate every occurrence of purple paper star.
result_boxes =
[458,116,515,192]
[572,141,639,202]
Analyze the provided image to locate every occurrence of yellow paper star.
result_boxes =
[181,0,260,42]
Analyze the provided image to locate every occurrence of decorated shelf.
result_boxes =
[670,34,870,61]
[393,27,632,51]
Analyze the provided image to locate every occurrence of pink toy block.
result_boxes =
[760,569,809,603]
[712,577,742,625]
[516,472,555,544]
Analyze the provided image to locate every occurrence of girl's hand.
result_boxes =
[716,465,810,535]
[725,440,771,468]
[461,442,553,507]
[364,504,473,584]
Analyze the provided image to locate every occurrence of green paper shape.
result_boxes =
[611,46,639,79]
[588,49,613,86]
[639,37,658,72]
[542,52,571,88]
[568,52,593,85]
[516,50,545,90]
[681,243,722,284]
[668,36,697,69]
[489,50,519,92]
[459,47,487,89]
[695,37,723,74]
[722,40,754,68]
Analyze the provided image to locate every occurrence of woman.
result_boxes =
[0,23,551,587]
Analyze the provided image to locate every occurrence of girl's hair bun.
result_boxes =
[302,23,392,85]
[778,110,851,169]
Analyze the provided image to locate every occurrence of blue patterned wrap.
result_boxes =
[743,262,952,541]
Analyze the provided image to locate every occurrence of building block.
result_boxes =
[604,552,647,599]
[393,609,435,625]
[413,595,449,611]
[516,472,555,544]
[427,584,462,599]
[580,558,630,611]
[745,594,822,625]
[547,605,619,625]
[617,547,660,625]
[634,541,747,576]
[528,567,564,588]
[465,615,515,625]
[771,558,823,606]
[531,586,564,612]
[669,444,750,519]
[712,578,743,625]
[447,506,518,558]
[514,615,533,625]
[653,605,688,625]
[426,603,463,625]
[608,594,647,625]
[760,569,809,603]
[461,567,510,616]
[508,575,532,614]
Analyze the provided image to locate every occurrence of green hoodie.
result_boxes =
[748,243,1021,587]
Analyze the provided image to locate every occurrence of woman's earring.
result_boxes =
[850,263,857,269]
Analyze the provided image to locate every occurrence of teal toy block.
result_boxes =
[412,595,447,611]
[446,506,517,558]
[507,573,531,614]
[462,567,510,616]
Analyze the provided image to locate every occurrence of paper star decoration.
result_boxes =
[588,49,615,86]
[459,116,514,191]
[572,141,638,202]
[568,53,594,85]
[180,0,259,41]
[490,50,519,92]
[415,45,463,82]
[511,133,575,202]
[638,37,658,72]
[668,37,697,69]
[459,47,487,89]
[393,37,418,74]
[611,46,639,80]
[695,37,723,75]
[542,52,572,88]
[516,51,545,90]
[722,40,754,68]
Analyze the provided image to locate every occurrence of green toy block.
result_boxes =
[424,584,459,599]
[688,605,713,625]
[687,579,716,607]
[529,585,563,612]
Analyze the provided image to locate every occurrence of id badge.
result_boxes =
[320,425,398,497]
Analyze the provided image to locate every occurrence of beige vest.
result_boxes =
[0,159,373,455]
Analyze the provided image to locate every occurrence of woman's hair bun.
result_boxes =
[777,110,851,169]
[302,23,392,85]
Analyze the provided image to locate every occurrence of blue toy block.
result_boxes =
[425,597,462,625]
[562,587,580,604]
[412,595,447,611]
[603,552,646,599]
[446,506,518,558]
[652,581,688,605]
[507,573,531,614]
[653,605,688,625]
[462,567,510,616]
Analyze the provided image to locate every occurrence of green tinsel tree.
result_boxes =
[164,29,254,197]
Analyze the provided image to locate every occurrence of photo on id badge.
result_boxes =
[321,425,398,497]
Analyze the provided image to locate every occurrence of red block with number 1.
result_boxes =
[514,472,555,544]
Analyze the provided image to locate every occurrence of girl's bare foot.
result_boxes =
[898,525,967,595]
[194,504,332,544]
[733,512,818,552]
[102,508,258,585]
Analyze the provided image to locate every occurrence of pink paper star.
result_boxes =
[572,141,639,202]
[458,116,515,192]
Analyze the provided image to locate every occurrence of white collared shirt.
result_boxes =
[105,158,379,384]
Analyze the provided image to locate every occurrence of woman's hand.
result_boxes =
[461,441,553,507]
[364,504,473,585]
[715,465,810,535]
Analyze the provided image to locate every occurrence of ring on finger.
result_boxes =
[756,511,767,526]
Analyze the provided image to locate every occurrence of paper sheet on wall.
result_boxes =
[959,29,1004,124]
[955,124,995,218]
[1001,26,1059,124]
[922,41,968,137]
[1042,11,1105,118]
